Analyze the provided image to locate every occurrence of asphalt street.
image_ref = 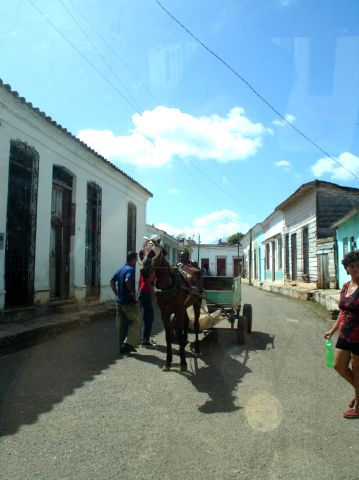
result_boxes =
[0,285,358,480]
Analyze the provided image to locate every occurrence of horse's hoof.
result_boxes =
[162,364,171,371]
[180,364,188,373]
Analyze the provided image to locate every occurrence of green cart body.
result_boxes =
[202,276,252,344]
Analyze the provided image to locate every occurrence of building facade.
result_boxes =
[333,208,359,287]
[191,243,244,277]
[243,180,359,289]
[0,81,152,315]
[145,225,180,265]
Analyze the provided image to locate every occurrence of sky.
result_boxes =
[1,0,359,243]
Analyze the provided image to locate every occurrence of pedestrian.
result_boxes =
[110,251,142,354]
[138,268,156,348]
[324,250,359,419]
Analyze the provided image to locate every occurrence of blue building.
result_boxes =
[334,208,359,287]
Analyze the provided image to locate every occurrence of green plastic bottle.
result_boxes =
[325,339,334,368]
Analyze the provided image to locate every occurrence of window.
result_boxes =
[277,236,283,269]
[303,227,309,275]
[350,236,356,251]
[265,243,270,269]
[127,202,137,253]
[343,237,348,256]
[285,234,289,276]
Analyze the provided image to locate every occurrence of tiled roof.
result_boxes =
[275,180,359,211]
[0,79,152,197]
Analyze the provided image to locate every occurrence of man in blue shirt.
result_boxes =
[110,251,142,354]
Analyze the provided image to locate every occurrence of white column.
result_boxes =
[0,128,10,311]
[73,176,87,302]
[34,153,53,306]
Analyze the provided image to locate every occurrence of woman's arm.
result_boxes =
[324,315,340,339]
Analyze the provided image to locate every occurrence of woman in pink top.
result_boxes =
[324,250,359,419]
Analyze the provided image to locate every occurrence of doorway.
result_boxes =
[216,258,226,276]
[5,141,39,308]
[50,166,73,299]
[291,233,297,280]
[85,182,102,298]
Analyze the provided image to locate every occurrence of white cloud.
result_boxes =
[155,210,250,244]
[272,114,295,127]
[275,160,292,171]
[310,152,359,181]
[77,106,270,168]
[169,187,180,194]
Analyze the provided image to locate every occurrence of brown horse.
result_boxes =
[140,240,203,372]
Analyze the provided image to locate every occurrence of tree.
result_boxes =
[227,232,245,245]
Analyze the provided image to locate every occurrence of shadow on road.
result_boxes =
[133,328,275,414]
[0,318,121,438]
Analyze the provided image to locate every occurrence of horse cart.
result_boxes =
[188,275,252,345]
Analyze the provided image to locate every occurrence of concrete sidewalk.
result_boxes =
[241,278,340,319]
[0,301,115,350]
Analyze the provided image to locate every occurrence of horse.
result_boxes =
[140,240,203,372]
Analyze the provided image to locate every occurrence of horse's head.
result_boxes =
[139,237,166,277]
[140,238,172,290]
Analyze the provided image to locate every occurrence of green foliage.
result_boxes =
[227,232,245,245]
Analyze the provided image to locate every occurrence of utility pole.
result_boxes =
[197,233,200,264]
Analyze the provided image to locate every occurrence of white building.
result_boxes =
[145,225,180,264]
[0,80,152,314]
[191,243,244,277]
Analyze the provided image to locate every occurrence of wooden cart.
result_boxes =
[188,276,252,344]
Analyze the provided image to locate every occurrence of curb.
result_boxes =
[0,303,116,352]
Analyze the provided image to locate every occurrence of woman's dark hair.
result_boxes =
[342,250,359,270]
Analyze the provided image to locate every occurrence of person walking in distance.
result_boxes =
[110,251,142,354]
[139,268,156,348]
[324,250,359,419]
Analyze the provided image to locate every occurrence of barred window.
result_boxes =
[127,202,137,253]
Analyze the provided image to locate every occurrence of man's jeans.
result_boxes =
[139,291,154,340]
[116,302,142,347]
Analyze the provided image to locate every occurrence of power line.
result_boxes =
[27,0,141,113]
[189,159,258,216]
[58,0,143,112]
[155,0,359,182]
[66,0,160,105]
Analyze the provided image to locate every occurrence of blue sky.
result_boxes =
[1,0,359,242]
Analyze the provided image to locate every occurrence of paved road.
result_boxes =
[0,285,358,480]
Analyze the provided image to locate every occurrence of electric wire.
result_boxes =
[155,0,359,183]
[58,0,143,112]
[27,0,141,114]
[66,0,160,104]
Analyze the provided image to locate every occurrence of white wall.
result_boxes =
[282,190,317,282]
[0,86,150,310]
[191,244,243,277]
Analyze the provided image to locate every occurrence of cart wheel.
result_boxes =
[237,315,246,345]
[243,304,252,334]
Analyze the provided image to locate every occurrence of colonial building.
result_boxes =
[191,242,244,277]
[333,208,359,287]
[0,80,152,315]
[243,180,359,289]
[145,224,180,264]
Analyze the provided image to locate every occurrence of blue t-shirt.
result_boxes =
[111,263,136,304]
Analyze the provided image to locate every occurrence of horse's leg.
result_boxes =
[193,300,201,355]
[184,310,189,346]
[176,310,187,372]
[163,314,173,371]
